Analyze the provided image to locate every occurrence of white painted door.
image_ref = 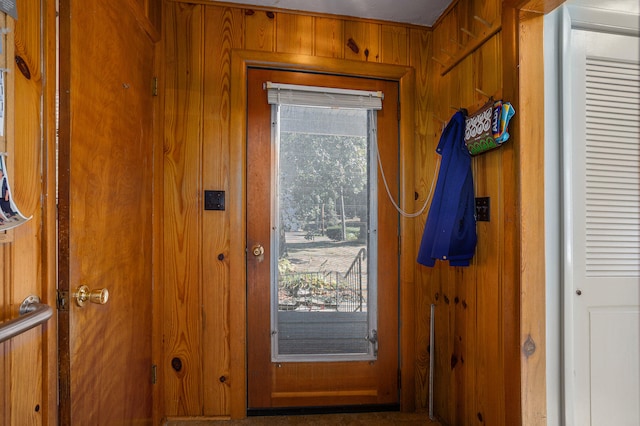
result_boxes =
[565,28,640,426]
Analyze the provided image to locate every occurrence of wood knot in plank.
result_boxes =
[347,38,359,53]
[522,334,536,358]
[450,354,458,369]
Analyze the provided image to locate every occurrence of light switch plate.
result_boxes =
[475,197,490,222]
[205,190,225,211]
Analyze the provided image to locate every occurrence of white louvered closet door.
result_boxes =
[566,29,640,426]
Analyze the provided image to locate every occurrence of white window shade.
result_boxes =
[265,81,383,110]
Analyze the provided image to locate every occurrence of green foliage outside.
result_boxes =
[279,132,368,234]
[325,225,361,241]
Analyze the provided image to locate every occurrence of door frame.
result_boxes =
[246,69,400,410]
[229,50,416,418]
[544,1,640,426]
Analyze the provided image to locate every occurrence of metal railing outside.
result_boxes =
[342,248,366,311]
[278,248,367,312]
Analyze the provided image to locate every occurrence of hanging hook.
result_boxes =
[450,38,464,48]
[460,27,476,38]
[475,88,492,99]
[474,15,493,29]
[432,114,446,124]
[440,48,454,58]
[431,56,447,67]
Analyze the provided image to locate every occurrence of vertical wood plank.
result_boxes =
[202,6,244,416]
[473,0,501,39]
[42,0,59,423]
[0,252,6,425]
[152,3,167,422]
[244,9,275,52]
[344,21,380,62]
[276,13,313,55]
[432,269,451,424]
[501,5,523,426]
[518,11,547,426]
[13,7,41,216]
[473,35,502,103]
[228,48,248,420]
[163,2,205,416]
[0,11,7,411]
[473,158,504,426]
[429,61,453,426]
[398,65,417,413]
[0,0,52,422]
[314,18,344,59]
[438,6,460,72]
[11,0,45,422]
[446,60,463,425]
[0,9,14,249]
[451,54,476,426]
[471,33,504,426]
[410,26,433,411]
[380,25,408,66]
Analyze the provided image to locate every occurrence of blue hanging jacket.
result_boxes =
[417,110,477,267]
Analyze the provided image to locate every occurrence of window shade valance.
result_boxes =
[264,81,383,110]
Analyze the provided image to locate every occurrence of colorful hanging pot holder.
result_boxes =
[464,100,515,155]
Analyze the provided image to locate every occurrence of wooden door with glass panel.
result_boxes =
[247,68,400,410]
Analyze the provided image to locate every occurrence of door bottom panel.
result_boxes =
[247,403,400,417]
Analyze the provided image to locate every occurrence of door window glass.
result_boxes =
[270,99,380,362]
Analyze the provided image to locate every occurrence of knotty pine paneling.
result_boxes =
[470,34,504,426]
[162,0,532,423]
[244,9,274,52]
[473,0,500,37]
[380,25,409,66]
[163,1,431,418]
[0,0,51,424]
[163,2,205,416]
[415,0,522,424]
[314,18,344,58]
[344,21,380,62]
[201,5,243,416]
[409,26,432,411]
[516,12,547,425]
[275,13,314,55]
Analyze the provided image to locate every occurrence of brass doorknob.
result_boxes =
[252,244,264,256]
[73,285,109,307]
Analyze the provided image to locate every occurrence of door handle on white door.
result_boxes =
[73,285,109,307]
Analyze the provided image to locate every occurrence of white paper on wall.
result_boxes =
[0,154,32,231]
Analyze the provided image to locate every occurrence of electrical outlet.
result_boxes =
[204,190,225,211]
[475,197,490,222]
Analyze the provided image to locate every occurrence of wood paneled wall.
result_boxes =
[0,0,550,424]
[162,0,431,419]
[417,1,550,425]
[417,0,519,423]
[162,0,548,424]
[0,0,55,424]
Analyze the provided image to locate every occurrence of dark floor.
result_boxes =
[165,411,441,425]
